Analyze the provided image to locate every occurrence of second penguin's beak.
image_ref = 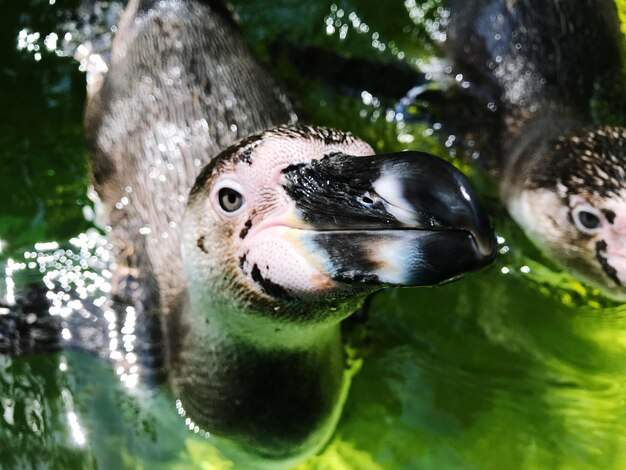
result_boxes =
[281,151,496,287]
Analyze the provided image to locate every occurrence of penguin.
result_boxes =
[443,0,626,299]
[81,0,496,466]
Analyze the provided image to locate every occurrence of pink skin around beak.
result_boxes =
[597,204,626,286]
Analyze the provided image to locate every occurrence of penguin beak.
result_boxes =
[281,151,496,286]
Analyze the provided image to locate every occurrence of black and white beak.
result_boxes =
[281,151,496,287]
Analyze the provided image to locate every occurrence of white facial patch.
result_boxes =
[507,188,571,246]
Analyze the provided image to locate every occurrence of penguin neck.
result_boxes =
[192,289,343,349]
[167,289,352,463]
[499,102,586,203]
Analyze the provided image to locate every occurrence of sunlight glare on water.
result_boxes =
[0,0,626,468]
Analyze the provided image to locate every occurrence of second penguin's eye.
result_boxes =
[572,205,603,234]
[218,187,244,212]
[578,211,601,229]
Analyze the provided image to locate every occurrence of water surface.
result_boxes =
[2,0,626,468]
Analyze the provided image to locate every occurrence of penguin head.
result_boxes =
[507,125,626,299]
[181,125,495,326]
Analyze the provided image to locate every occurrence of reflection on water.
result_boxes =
[1,0,626,468]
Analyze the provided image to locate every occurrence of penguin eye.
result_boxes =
[218,187,244,213]
[572,206,603,234]
[578,211,600,229]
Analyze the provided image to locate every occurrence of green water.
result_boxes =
[1,0,626,468]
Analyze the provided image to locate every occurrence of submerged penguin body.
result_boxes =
[86,0,495,465]
[85,0,292,316]
[445,0,626,298]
